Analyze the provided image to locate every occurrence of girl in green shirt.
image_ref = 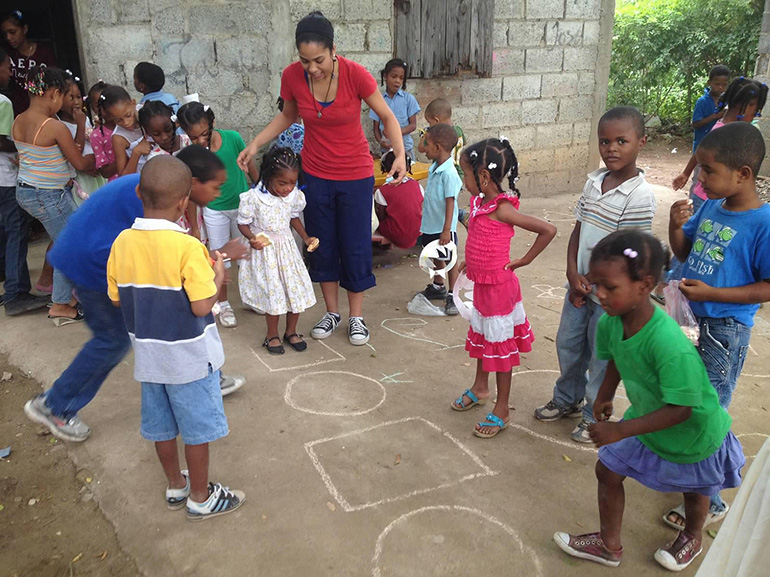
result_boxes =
[555,230,744,572]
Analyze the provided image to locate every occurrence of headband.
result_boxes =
[295,14,334,42]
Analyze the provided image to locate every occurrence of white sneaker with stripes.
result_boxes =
[186,482,246,521]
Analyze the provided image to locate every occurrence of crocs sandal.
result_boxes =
[663,503,730,531]
[654,531,702,571]
[451,388,487,411]
[474,413,510,438]
[262,337,284,355]
[283,333,307,352]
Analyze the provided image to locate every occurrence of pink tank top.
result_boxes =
[465,194,520,284]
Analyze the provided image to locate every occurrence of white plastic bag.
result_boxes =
[407,293,446,317]
[663,280,700,345]
[453,272,475,321]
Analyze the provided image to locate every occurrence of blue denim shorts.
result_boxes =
[697,316,751,409]
[140,367,228,445]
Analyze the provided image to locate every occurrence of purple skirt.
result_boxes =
[598,432,745,496]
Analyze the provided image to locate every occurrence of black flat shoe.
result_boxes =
[283,333,307,352]
[263,337,284,355]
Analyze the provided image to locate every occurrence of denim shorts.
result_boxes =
[140,367,228,445]
[697,316,751,409]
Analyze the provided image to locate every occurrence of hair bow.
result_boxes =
[623,248,638,259]
[488,162,497,169]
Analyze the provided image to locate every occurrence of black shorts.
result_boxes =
[418,232,458,260]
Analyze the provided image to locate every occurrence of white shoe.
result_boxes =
[311,312,341,340]
[220,374,245,396]
[218,304,237,328]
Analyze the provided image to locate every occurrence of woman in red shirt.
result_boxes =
[239,11,405,347]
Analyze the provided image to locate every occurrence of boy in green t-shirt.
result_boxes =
[554,230,743,572]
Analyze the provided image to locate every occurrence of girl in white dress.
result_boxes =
[238,147,317,354]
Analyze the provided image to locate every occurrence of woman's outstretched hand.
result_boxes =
[387,155,407,184]
[237,142,258,173]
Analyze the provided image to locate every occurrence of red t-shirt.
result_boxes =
[8,43,58,116]
[280,56,377,181]
[376,178,423,249]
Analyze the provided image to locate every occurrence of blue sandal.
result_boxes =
[474,413,510,438]
[451,388,488,411]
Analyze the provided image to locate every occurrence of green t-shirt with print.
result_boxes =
[596,307,731,464]
[208,129,250,211]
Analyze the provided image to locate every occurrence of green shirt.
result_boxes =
[452,125,465,178]
[208,130,249,211]
[596,307,731,464]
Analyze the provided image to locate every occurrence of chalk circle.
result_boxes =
[372,505,543,577]
[284,371,386,416]
[737,433,770,459]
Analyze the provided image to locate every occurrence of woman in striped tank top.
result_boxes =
[12,65,93,325]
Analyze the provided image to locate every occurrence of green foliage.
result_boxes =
[609,0,763,126]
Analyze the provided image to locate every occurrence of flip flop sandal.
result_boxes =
[48,305,85,327]
[662,503,730,531]
[283,333,307,352]
[263,337,285,355]
[474,413,510,438]
[451,388,487,411]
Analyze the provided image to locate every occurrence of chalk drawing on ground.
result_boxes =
[737,433,770,459]
[380,372,413,384]
[251,339,345,372]
[285,371,386,417]
[380,318,465,350]
[532,284,567,300]
[371,505,544,577]
[305,417,496,512]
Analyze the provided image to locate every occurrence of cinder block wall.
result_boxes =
[74,0,614,195]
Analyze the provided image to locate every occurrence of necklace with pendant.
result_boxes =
[310,59,336,119]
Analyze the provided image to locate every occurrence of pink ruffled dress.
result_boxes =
[464,193,534,372]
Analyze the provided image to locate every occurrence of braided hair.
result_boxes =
[380,58,409,90]
[138,100,175,133]
[259,147,302,193]
[177,102,216,149]
[24,65,67,97]
[718,77,768,118]
[381,149,412,175]
[461,138,521,198]
[589,229,668,284]
[62,69,86,116]
[86,80,107,125]
[97,84,132,135]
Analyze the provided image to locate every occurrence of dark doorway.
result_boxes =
[0,1,82,75]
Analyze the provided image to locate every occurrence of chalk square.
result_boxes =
[251,339,345,372]
[305,417,496,512]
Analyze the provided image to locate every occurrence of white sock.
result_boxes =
[219,300,231,309]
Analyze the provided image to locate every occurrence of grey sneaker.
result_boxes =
[348,317,370,346]
[420,283,447,300]
[534,400,583,422]
[570,418,593,444]
[311,312,341,340]
[220,374,245,397]
[445,294,459,316]
[5,293,50,316]
[23,395,91,442]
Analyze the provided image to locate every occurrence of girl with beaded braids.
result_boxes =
[178,101,258,328]
[237,147,317,355]
[450,138,557,439]
[12,64,92,325]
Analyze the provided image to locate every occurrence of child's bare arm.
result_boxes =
[668,199,694,261]
[592,360,621,422]
[190,251,225,317]
[439,196,455,245]
[590,404,692,448]
[679,278,770,304]
[373,121,385,147]
[402,114,417,135]
[498,204,557,269]
[186,204,200,241]
[290,217,317,247]
[52,121,91,171]
[673,154,699,190]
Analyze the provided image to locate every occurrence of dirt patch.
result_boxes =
[0,352,140,577]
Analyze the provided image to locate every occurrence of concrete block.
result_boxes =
[86,27,154,67]
[577,71,596,95]
[494,22,509,48]
[189,4,271,36]
[565,0,602,19]
[235,4,276,36]
[450,106,482,130]
[492,48,525,75]
[536,123,574,148]
[342,0,392,21]
[246,69,272,95]
[495,0,525,19]
[517,147,556,173]
[335,23,366,52]
[541,72,578,97]
[508,21,546,48]
[546,21,584,47]
[500,126,536,151]
[180,39,216,72]
[563,46,597,71]
[525,48,563,73]
[555,144,590,168]
[216,37,270,70]
[344,53,392,79]
[152,7,185,36]
[559,96,594,122]
[186,69,247,96]
[502,75,542,101]
[412,79,464,108]
[461,78,503,105]
[582,20,601,45]
[482,102,522,128]
[522,99,558,124]
[367,22,392,53]
[290,0,342,22]
[117,2,150,24]
[533,169,572,193]
[526,0,565,20]
[573,121,592,144]
[154,39,185,75]
[87,0,113,25]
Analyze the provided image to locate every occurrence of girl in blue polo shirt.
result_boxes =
[370,58,420,158]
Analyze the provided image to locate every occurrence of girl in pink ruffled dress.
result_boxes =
[451,138,557,438]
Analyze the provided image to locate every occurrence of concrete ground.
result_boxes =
[2,183,769,577]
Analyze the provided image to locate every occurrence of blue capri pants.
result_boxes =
[303,172,376,293]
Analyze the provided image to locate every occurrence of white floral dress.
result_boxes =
[237,184,316,315]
